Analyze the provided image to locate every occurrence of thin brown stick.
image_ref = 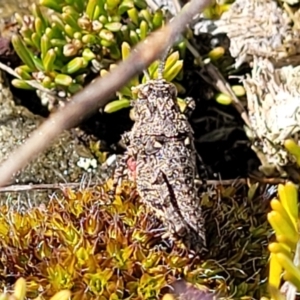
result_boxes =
[200,62,252,129]
[0,182,86,192]
[0,62,56,95]
[0,0,212,187]
[0,178,285,193]
[248,174,287,184]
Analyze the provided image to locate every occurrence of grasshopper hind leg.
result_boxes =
[108,154,128,199]
[108,130,135,199]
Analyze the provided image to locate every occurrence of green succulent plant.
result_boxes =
[11,0,186,112]
[103,43,185,113]
[263,141,300,299]
[264,184,298,300]
[202,1,231,20]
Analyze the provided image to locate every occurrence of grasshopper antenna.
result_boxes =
[143,69,151,81]
[157,47,172,79]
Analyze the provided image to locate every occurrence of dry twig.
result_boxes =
[0,61,56,95]
[0,182,86,192]
[200,62,252,129]
[0,0,212,186]
[0,178,279,193]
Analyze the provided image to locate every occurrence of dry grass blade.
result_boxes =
[0,179,254,193]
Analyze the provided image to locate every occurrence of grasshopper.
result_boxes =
[110,58,207,252]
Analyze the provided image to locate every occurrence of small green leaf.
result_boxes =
[55,74,73,86]
[215,93,232,105]
[104,99,131,113]
[104,22,122,32]
[11,79,35,90]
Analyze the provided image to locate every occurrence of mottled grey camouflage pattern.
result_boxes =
[112,78,206,252]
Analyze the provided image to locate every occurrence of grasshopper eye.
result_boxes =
[137,90,146,99]
[137,84,151,99]
[132,84,149,99]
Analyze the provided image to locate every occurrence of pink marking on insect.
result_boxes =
[127,157,137,181]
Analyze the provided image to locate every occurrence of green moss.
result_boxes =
[0,180,271,299]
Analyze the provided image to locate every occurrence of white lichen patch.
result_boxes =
[210,0,300,68]
[243,57,300,174]
[77,157,98,172]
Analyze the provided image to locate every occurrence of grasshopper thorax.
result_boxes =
[132,79,179,114]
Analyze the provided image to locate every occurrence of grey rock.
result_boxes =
[0,71,104,207]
